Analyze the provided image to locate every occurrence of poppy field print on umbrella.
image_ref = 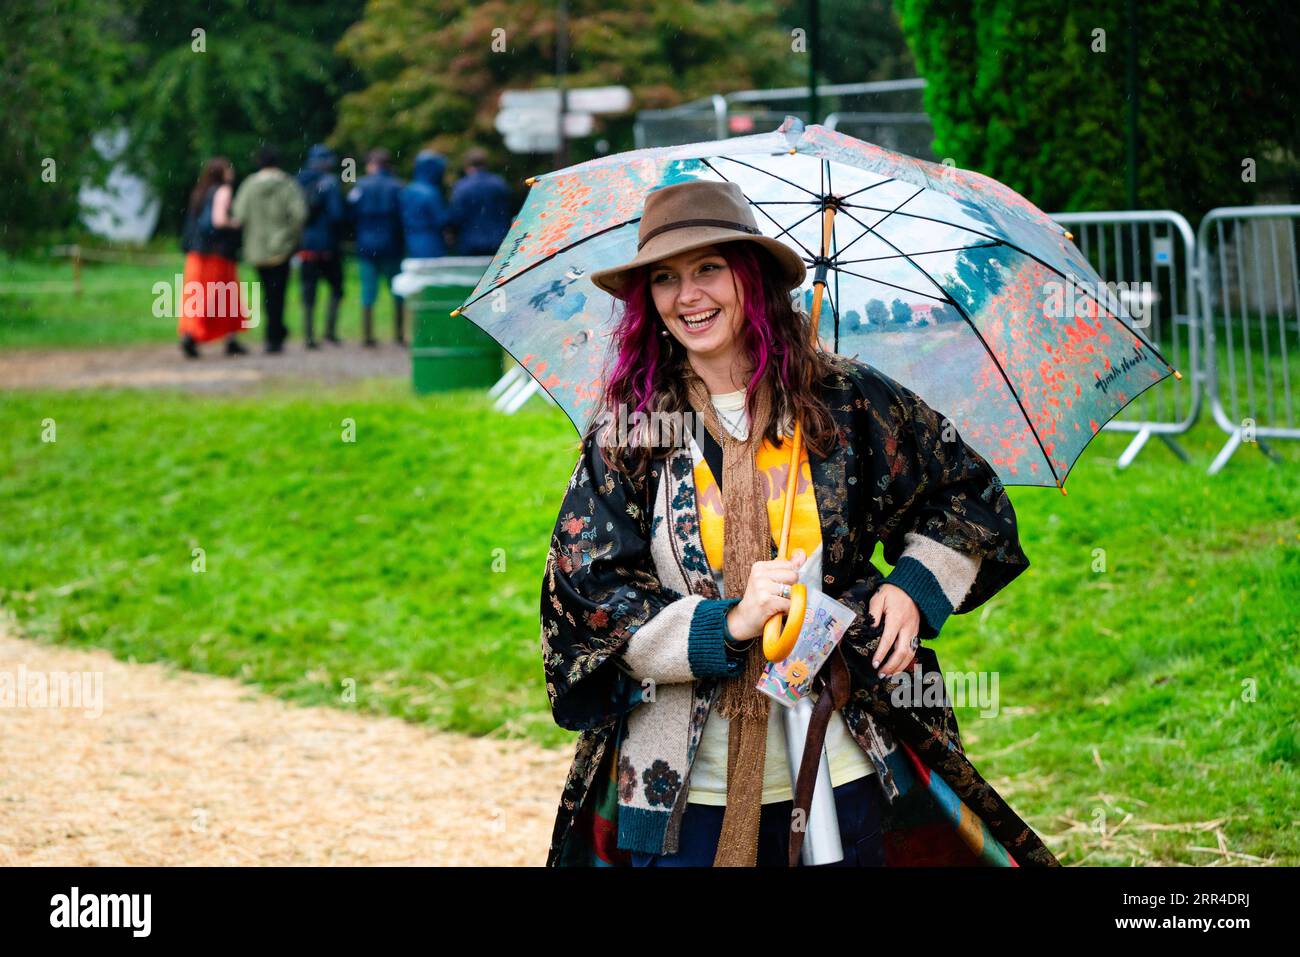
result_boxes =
[451,115,1181,490]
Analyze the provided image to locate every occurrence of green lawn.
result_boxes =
[0,251,384,348]
[0,372,1297,867]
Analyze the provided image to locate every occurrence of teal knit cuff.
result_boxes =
[688,598,743,678]
[883,556,950,640]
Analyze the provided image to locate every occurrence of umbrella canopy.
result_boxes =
[452,116,1180,489]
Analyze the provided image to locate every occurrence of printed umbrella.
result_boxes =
[466,117,1177,865]
[452,115,1181,495]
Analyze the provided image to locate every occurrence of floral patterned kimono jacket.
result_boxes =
[540,353,1060,867]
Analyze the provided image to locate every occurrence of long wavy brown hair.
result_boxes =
[188,157,233,216]
[587,239,840,487]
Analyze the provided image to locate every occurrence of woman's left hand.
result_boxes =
[867,583,922,677]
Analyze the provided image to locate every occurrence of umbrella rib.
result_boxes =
[708,155,822,198]
[454,218,639,313]
[833,202,1177,371]
[836,205,1062,486]
[831,187,926,261]
[941,293,1064,488]
[767,205,825,246]
[827,159,842,351]
[837,178,899,202]
[701,158,820,262]
[821,283,841,351]
[1003,245,1177,372]
[835,241,1002,266]
[830,265,949,303]
[834,202,947,298]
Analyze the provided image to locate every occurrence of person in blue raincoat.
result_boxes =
[296,144,347,347]
[400,150,450,259]
[347,147,406,347]
[445,147,513,256]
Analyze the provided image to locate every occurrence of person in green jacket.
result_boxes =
[232,145,309,353]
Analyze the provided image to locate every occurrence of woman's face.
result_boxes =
[648,244,745,367]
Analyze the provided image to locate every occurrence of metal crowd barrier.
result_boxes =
[1196,206,1300,474]
[494,202,1296,476]
[1049,210,1201,468]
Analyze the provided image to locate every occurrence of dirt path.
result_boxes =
[0,626,573,865]
[0,340,412,392]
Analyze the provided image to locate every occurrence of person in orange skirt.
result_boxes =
[178,157,249,358]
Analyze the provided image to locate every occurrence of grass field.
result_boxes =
[0,251,387,348]
[0,375,1296,866]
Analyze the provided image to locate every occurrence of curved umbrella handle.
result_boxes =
[762,418,806,661]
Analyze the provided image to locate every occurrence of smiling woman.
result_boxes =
[649,249,746,366]
[539,179,1058,868]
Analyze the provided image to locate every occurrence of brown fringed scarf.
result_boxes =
[683,366,778,867]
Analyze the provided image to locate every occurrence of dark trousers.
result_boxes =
[629,773,885,867]
[256,261,291,348]
[301,254,344,343]
[300,254,344,311]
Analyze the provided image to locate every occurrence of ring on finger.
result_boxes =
[780,584,791,599]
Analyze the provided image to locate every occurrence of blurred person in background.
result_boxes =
[348,147,406,347]
[232,144,308,354]
[178,156,248,359]
[296,144,347,348]
[446,147,512,256]
[400,149,450,259]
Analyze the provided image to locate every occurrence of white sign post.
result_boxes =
[495,86,631,154]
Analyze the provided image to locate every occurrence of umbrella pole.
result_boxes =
[766,201,846,867]
[763,202,835,649]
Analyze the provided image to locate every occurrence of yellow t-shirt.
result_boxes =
[686,389,874,805]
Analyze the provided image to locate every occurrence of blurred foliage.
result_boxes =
[894,0,1300,219]
[0,1,362,247]
[792,0,917,85]
[0,0,136,249]
[7,0,1293,250]
[124,0,364,234]
[331,0,805,197]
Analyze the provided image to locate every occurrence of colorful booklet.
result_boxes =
[755,587,858,706]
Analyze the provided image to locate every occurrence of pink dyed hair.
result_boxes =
[599,240,790,426]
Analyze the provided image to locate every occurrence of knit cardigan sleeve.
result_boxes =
[539,434,740,733]
[851,359,1030,640]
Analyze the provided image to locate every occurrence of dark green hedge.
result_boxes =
[894,0,1299,220]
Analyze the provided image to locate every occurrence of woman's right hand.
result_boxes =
[725,549,806,641]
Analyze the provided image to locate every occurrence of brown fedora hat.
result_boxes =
[589,180,806,300]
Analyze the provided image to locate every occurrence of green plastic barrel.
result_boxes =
[395,257,505,394]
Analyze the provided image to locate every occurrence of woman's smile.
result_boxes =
[679,306,721,334]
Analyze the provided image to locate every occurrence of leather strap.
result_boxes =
[787,646,852,866]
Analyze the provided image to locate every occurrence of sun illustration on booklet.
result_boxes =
[756,589,857,705]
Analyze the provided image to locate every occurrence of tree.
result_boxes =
[775,0,917,86]
[0,0,134,248]
[332,0,803,194]
[125,0,364,233]
[894,0,1300,219]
